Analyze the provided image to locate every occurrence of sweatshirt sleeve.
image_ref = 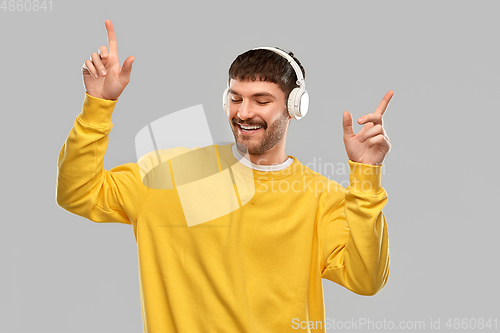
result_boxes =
[56,92,150,225]
[320,160,390,296]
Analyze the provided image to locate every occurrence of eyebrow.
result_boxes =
[228,89,276,99]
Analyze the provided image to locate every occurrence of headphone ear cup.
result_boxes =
[287,88,298,119]
[287,87,309,120]
[222,87,229,116]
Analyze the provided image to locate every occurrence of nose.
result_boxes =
[236,99,255,121]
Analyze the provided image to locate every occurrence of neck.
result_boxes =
[236,141,288,166]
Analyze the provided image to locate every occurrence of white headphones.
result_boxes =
[223,47,309,120]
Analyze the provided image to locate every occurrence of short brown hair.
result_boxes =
[228,47,306,101]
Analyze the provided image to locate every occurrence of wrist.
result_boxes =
[84,90,117,101]
[347,160,383,194]
[78,92,118,128]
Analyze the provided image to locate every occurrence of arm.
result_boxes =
[320,160,389,295]
[56,20,147,224]
[56,93,149,224]
[320,91,394,295]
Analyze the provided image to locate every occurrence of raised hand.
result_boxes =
[81,20,135,100]
[342,91,394,166]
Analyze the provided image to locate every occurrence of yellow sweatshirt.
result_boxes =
[56,93,390,333]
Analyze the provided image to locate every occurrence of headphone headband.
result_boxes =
[253,47,305,88]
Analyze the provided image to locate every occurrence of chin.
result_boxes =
[231,124,284,156]
[234,140,259,155]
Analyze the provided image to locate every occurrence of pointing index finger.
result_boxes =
[104,20,118,54]
[375,90,395,115]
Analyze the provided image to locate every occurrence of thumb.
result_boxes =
[120,56,135,82]
[342,111,354,142]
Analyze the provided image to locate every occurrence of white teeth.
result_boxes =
[240,124,262,130]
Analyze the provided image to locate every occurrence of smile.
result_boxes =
[238,124,263,134]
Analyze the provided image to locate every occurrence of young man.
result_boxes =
[57,20,392,332]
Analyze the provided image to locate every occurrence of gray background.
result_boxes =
[1,0,499,332]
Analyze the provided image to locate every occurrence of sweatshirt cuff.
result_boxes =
[78,91,118,128]
[347,160,383,194]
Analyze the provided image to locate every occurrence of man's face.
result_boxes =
[227,78,291,157]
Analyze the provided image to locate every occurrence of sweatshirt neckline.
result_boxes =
[231,144,294,172]
[220,143,302,181]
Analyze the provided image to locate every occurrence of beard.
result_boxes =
[230,108,290,156]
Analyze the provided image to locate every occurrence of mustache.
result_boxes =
[231,116,267,129]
